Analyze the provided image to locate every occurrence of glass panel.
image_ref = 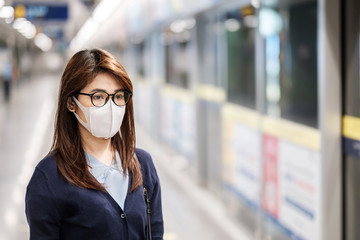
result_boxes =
[261,0,318,128]
[344,0,360,116]
[150,32,165,82]
[135,39,145,78]
[125,37,146,80]
[344,0,360,240]
[224,5,256,109]
[196,13,219,86]
[164,18,196,89]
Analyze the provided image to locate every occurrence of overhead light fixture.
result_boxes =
[225,19,241,32]
[170,20,186,33]
[12,17,26,29]
[70,17,97,51]
[0,6,14,19]
[34,33,53,51]
[259,8,283,37]
[92,0,117,23]
[251,0,260,8]
[170,18,196,33]
[70,0,124,52]
[13,18,37,39]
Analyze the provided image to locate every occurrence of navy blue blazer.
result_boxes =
[25,148,164,240]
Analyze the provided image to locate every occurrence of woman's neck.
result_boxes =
[79,126,114,166]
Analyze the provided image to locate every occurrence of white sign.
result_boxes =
[278,140,321,240]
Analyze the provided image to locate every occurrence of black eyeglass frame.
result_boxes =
[77,89,132,107]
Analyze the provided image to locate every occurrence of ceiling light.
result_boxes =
[225,19,241,32]
[259,8,282,37]
[35,33,53,51]
[170,20,186,33]
[0,6,14,19]
[70,0,125,52]
[13,18,37,39]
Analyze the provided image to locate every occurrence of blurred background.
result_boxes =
[0,0,358,239]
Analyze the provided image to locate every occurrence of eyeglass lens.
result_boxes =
[91,91,130,107]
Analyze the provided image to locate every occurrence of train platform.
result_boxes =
[0,73,252,240]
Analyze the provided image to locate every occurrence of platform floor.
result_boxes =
[0,74,252,240]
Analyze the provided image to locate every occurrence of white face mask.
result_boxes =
[72,97,125,139]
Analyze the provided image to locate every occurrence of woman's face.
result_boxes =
[74,72,124,123]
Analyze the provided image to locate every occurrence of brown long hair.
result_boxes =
[51,48,142,192]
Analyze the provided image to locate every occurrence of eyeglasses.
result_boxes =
[77,90,132,107]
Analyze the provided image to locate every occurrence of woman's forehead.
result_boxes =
[83,72,123,91]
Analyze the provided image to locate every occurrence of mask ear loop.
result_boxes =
[72,97,92,132]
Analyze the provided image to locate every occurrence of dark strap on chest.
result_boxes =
[143,187,152,240]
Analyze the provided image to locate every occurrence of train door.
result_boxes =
[258,1,321,239]
[343,0,360,239]
[257,0,342,239]
[195,12,225,191]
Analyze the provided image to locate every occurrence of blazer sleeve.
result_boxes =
[149,166,164,240]
[25,168,61,240]
[137,149,164,240]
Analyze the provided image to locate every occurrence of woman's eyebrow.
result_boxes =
[90,88,106,93]
[89,88,124,93]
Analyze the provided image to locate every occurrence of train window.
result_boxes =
[260,0,318,128]
[0,39,6,47]
[124,36,146,81]
[344,2,360,239]
[197,13,225,87]
[163,18,196,89]
[344,0,360,117]
[149,32,165,82]
[133,38,145,79]
[223,5,256,109]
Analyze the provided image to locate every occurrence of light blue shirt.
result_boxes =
[85,151,129,210]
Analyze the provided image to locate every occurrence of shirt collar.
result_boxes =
[85,151,123,179]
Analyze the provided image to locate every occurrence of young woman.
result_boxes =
[25,49,164,240]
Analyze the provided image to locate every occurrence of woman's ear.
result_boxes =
[67,97,76,112]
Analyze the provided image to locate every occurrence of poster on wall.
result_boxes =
[278,140,321,240]
[232,123,261,210]
[135,84,153,131]
[262,135,321,240]
[178,102,195,160]
[222,118,261,210]
[160,95,175,145]
[262,135,279,218]
[160,92,195,160]
[221,105,261,211]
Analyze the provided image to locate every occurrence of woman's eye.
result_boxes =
[93,94,104,100]
[115,94,124,99]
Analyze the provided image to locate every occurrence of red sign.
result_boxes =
[262,135,279,218]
